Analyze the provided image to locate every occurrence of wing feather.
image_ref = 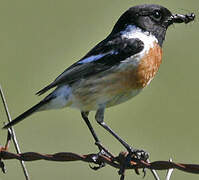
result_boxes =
[36,35,144,95]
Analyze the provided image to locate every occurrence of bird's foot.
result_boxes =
[89,150,106,170]
[127,148,149,162]
[89,141,115,170]
[125,148,149,176]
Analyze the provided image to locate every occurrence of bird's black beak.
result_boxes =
[166,13,195,27]
[172,13,195,23]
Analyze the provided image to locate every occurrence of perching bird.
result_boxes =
[3,4,195,158]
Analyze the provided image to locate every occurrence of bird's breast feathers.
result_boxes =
[69,31,162,110]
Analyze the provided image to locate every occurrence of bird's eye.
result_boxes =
[151,10,162,21]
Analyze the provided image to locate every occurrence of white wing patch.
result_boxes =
[78,51,116,64]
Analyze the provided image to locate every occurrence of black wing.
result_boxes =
[36,35,144,95]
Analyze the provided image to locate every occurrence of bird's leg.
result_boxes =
[95,108,149,163]
[81,111,101,146]
[81,111,106,170]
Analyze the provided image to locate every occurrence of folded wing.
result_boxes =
[36,35,144,96]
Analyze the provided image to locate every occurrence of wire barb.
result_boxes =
[166,158,174,180]
[0,85,30,180]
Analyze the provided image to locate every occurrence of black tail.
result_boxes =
[36,82,56,96]
[3,99,50,129]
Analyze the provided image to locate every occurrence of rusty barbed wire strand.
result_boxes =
[1,147,199,174]
[0,128,199,179]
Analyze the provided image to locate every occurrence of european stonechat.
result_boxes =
[3,4,195,159]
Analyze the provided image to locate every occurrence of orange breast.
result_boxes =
[118,42,162,89]
[136,42,162,87]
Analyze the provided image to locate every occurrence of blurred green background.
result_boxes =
[0,0,198,179]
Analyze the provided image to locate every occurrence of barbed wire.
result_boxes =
[0,85,30,179]
[1,149,199,173]
[0,129,199,180]
[1,86,199,180]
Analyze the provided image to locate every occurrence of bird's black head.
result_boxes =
[111,4,195,46]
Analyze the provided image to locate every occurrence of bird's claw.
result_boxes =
[128,148,149,162]
[142,167,147,178]
[125,148,149,177]
[89,161,106,170]
[89,151,106,171]
[0,160,6,173]
[134,167,147,177]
